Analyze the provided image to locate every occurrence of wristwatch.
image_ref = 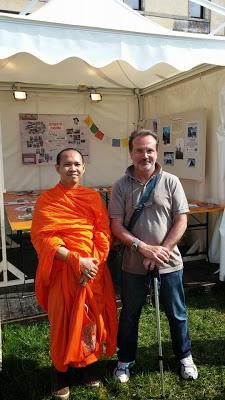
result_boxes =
[130,238,140,252]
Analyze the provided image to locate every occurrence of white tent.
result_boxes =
[1,0,225,89]
[1,0,225,286]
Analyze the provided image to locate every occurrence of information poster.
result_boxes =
[19,113,89,165]
[157,109,206,181]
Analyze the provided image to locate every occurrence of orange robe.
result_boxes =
[31,182,118,372]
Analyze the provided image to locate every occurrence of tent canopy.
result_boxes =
[1,0,225,90]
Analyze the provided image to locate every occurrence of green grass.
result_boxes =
[1,285,225,400]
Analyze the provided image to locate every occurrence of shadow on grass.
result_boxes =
[136,338,225,373]
[0,357,119,400]
[0,356,51,400]
[183,284,225,312]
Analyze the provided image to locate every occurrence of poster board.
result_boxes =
[145,109,206,181]
[19,113,90,165]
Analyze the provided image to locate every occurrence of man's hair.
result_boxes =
[129,129,159,151]
[56,148,84,165]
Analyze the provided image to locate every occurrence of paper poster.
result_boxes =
[184,122,199,160]
[154,109,206,181]
[19,114,90,165]
[171,118,183,135]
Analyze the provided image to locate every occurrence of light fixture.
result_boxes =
[90,90,102,102]
[12,83,27,101]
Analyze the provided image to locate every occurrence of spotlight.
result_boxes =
[90,91,102,102]
[12,83,27,101]
[13,90,27,100]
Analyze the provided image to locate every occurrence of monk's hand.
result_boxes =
[139,242,170,266]
[80,257,99,279]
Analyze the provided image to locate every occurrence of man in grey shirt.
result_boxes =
[109,129,198,383]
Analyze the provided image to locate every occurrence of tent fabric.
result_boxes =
[1,0,225,89]
[28,0,170,34]
[215,83,225,278]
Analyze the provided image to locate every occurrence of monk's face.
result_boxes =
[55,150,85,188]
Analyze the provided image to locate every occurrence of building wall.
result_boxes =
[0,0,47,13]
[146,0,225,35]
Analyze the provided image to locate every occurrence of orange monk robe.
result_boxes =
[31,182,118,372]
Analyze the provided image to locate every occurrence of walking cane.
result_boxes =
[146,266,166,400]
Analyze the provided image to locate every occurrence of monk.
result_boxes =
[31,148,118,400]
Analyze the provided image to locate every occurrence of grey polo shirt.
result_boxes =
[109,164,189,275]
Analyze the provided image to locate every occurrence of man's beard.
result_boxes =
[138,160,155,171]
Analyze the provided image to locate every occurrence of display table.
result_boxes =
[3,190,41,231]
[184,200,225,261]
[3,186,112,231]
[1,191,42,287]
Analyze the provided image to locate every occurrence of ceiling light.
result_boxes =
[12,83,27,101]
[90,91,102,102]
[13,90,27,100]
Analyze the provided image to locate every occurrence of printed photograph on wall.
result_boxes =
[152,118,158,133]
[187,158,196,167]
[162,126,170,144]
[164,151,174,166]
[171,118,183,135]
[185,122,199,160]
[187,124,198,138]
[143,118,158,133]
[175,138,184,159]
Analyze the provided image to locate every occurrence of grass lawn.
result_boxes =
[1,285,225,400]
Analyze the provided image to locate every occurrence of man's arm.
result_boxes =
[111,218,170,265]
[162,213,187,251]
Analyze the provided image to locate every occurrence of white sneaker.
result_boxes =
[180,355,198,380]
[113,361,134,383]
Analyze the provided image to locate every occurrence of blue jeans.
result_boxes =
[117,270,191,362]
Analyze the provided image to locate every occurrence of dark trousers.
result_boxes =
[117,270,191,362]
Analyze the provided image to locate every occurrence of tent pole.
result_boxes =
[0,115,8,283]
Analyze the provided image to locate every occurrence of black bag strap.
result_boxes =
[126,173,161,232]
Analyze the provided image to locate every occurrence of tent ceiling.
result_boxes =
[1,0,225,92]
[0,53,181,90]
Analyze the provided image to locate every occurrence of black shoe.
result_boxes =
[81,365,101,389]
[51,366,70,400]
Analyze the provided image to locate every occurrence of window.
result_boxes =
[190,2,204,18]
[123,0,142,10]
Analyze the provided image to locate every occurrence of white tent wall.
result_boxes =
[0,91,136,191]
[217,80,225,278]
[143,68,225,264]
